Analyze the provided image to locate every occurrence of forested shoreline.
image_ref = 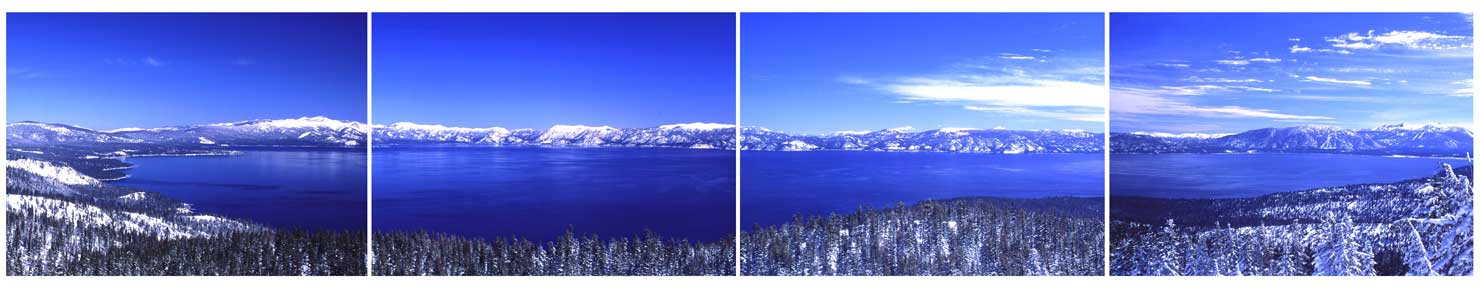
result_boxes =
[1110,164,1473,276]
[740,197,1105,276]
[372,229,736,276]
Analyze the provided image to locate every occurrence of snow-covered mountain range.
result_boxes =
[8,116,368,148]
[742,127,1103,153]
[1112,124,1473,156]
[374,122,1104,153]
[371,122,737,149]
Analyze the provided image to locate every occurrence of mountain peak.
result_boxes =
[883,126,915,133]
[936,127,982,136]
[547,124,618,132]
[1372,123,1470,132]
[1130,131,1234,139]
[386,122,507,133]
[1288,124,1342,131]
[214,116,365,132]
[657,122,735,131]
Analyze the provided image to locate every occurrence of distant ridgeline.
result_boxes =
[373,123,1104,154]
[1110,164,1474,276]
[1112,124,1474,157]
[6,118,367,276]
[741,197,1105,276]
[371,122,738,149]
[741,127,1102,153]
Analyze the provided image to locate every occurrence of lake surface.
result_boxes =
[372,146,736,242]
[741,151,1104,228]
[114,149,367,230]
[1111,153,1472,199]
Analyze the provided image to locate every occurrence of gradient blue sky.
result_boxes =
[7,13,368,130]
[742,13,1105,135]
[373,13,736,129]
[1111,13,1474,133]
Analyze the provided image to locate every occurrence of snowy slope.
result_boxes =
[9,117,368,148]
[742,127,1102,153]
[7,194,259,239]
[1113,124,1473,155]
[6,158,100,186]
[371,122,738,149]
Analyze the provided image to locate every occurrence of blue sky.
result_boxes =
[373,13,736,129]
[742,13,1105,134]
[1111,13,1474,133]
[7,13,367,130]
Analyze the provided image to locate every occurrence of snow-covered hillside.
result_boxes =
[742,127,1102,153]
[371,122,737,149]
[7,194,259,240]
[1113,123,1473,155]
[7,116,369,148]
[6,158,100,186]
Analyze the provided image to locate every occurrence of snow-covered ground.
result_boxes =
[7,194,255,239]
[6,158,99,185]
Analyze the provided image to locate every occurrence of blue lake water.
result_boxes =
[740,151,1104,228]
[114,149,367,230]
[1111,153,1472,199]
[372,146,736,242]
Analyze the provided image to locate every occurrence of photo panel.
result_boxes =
[1108,13,1474,276]
[369,13,738,276]
[738,12,1108,276]
[6,13,369,276]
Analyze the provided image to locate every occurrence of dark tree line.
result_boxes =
[8,211,366,276]
[740,197,1105,276]
[373,229,736,276]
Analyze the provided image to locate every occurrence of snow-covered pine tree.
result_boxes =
[1026,248,1049,276]
[1313,212,1375,276]
[1400,163,1474,276]
[1273,242,1304,276]
[1155,219,1184,276]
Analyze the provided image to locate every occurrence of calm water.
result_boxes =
[372,146,736,242]
[114,149,367,230]
[741,151,1104,228]
[1111,153,1472,199]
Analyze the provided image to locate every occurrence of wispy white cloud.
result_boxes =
[1217,58,1281,65]
[1030,48,1054,53]
[1215,59,1250,66]
[854,54,1105,123]
[1155,63,1191,68]
[1113,88,1332,120]
[837,76,870,85]
[142,57,165,67]
[964,106,1104,122]
[1184,76,1263,83]
[1330,40,1376,49]
[1453,79,1474,97]
[998,53,1036,60]
[1326,67,1402,74]
[7,67,45,79]
[1159,84,1278,95]
[1285,95,1387,103]
[1290,44,1353,54]
[883,77,1103,108]
[1320,30,1471,53]
[1302,75,1372,86]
